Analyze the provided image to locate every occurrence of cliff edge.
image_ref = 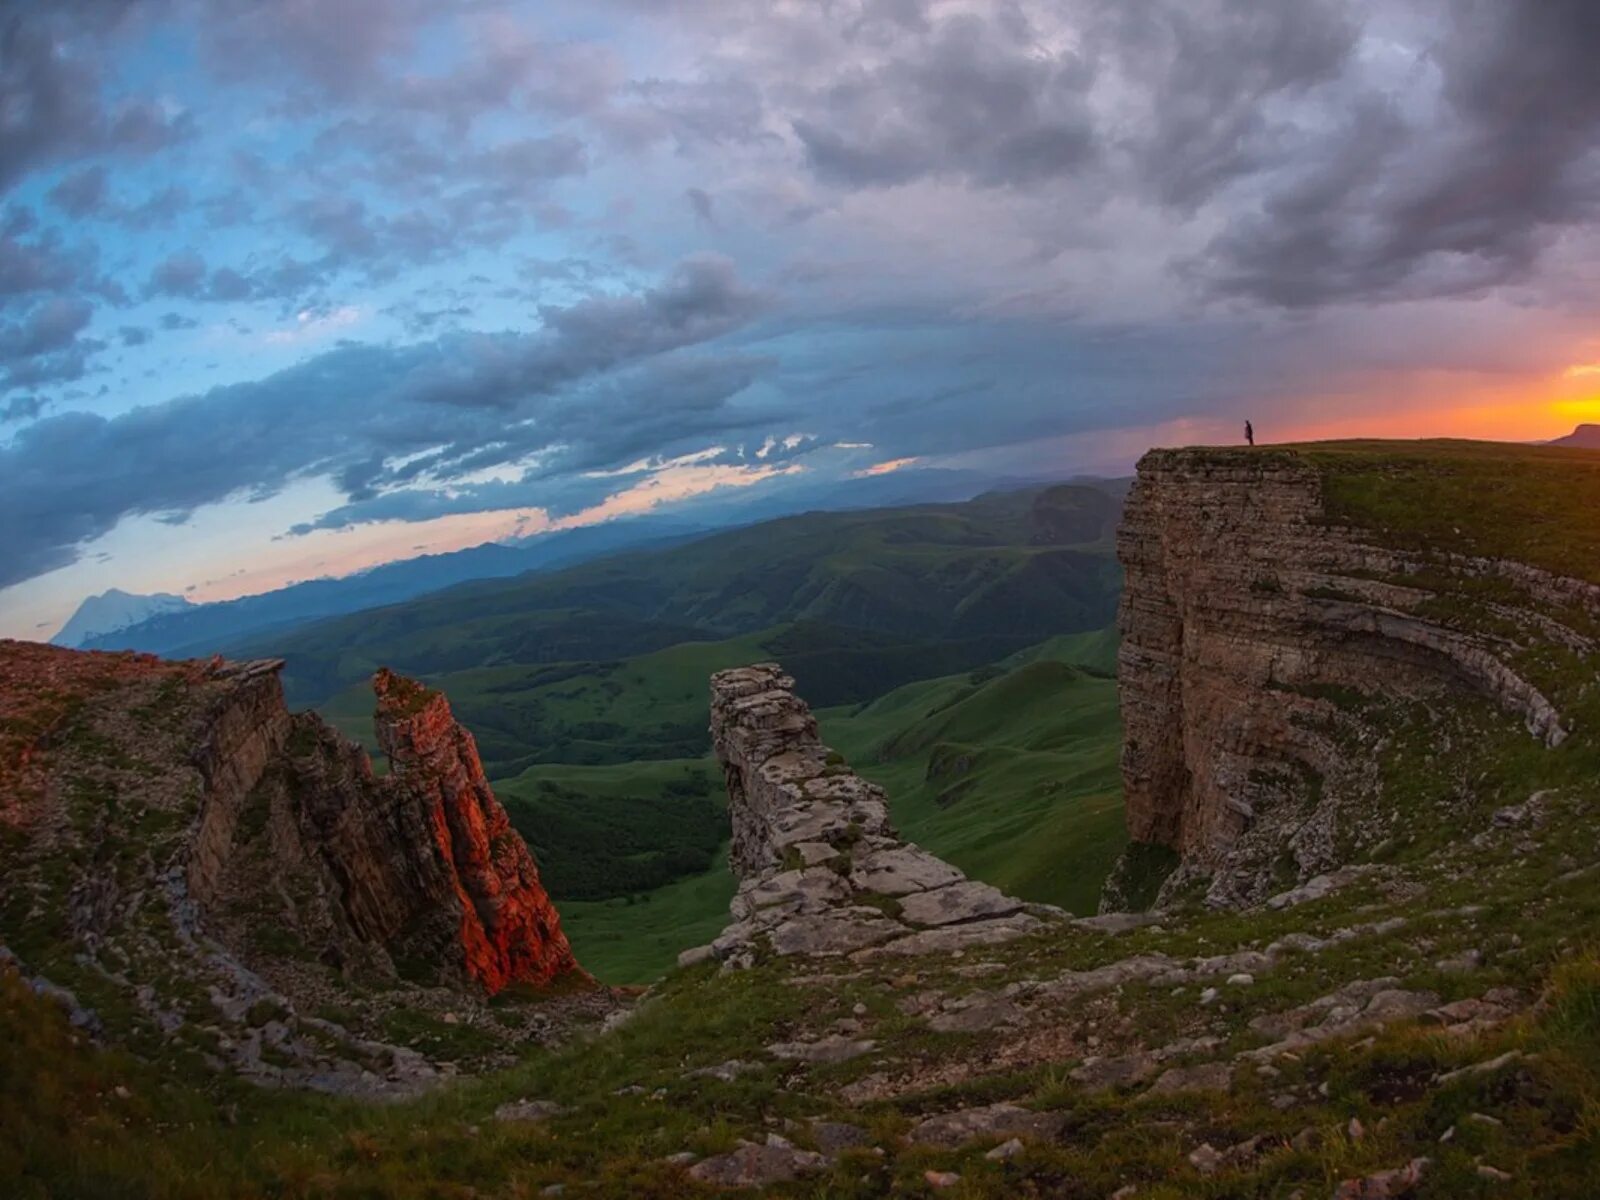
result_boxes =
[1111,443,1600,909]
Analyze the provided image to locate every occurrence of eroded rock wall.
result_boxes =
[1116,448,1584,908]
[187,659,293,906]
[694,664,1054,967]
[1,641,591,1093]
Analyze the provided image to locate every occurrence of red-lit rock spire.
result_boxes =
[373,668,584,993]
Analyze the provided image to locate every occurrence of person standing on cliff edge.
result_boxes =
[1245,420,1255,446]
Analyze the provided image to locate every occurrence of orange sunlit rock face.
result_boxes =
[373,668,585,993]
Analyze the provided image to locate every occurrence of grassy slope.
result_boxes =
[557,850,739,986]
[283,484,1124,982]
[511,628,1124,984]
[262,483,1122,712]
[1257,439,1600,583]
[15,443,1600,1196]
[818,629,1125,918]
[8,687,1600,1198]
[495,759,724,905]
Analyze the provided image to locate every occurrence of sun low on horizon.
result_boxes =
[4,0,1600,641]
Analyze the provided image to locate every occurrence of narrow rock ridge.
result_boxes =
[1115,448,1585,909]
[688,663,1056,968]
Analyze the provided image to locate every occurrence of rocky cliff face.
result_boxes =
[688,663,1056,968]
[191,665,582,998]
[1114,448,1590,908]
[0,641,595,1093]
[372,669,582,992]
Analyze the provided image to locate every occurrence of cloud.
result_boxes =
[0,16,104,192]
[0,229,83,296]
[0,296,93,360]
[686,187,717,226]
[0,296,98,395]
[48,165,111,217]
[0,256,772,588]
[197,0,426,99]
[146,250,209,298]
[792,11,1099,189]
[1,394,46,423]
[1188,0,1600,306]
[0,11,193,194]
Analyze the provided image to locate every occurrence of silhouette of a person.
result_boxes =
[1245,420,1255,447]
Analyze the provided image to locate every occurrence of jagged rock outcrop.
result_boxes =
[687,663,1054,967]
[1114,448,1590,908]
[195,665,583,996]
[0,641,595,1094]
[371,669,582,992]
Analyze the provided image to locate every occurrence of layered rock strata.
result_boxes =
[1115,448,1589,908]
[688,663,1053,967]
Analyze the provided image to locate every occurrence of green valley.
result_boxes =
[266,484,1131,983]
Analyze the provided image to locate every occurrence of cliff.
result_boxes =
[1113,445,1596,908]
[372,669,581,991]
[0,641,594,1093]
[686,663,1055,967]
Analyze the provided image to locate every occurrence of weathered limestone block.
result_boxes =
[898,880,1023,927]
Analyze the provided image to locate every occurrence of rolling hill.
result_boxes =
[233,481,1129,981]
[255,482,1124,715]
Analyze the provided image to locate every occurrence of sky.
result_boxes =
[3,0,1600,640]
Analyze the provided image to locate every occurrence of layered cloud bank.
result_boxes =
[3,1,1600,635]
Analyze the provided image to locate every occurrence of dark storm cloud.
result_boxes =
[1094,0,1359,213]
[1190,0,1600,306]
[0,256,770,587]
[793,11,1098,189]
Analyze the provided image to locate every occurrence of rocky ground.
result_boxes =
[6,639,1600,1197]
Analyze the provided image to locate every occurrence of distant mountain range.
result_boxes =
[70,517,714,658]
[52,588,191,648]
[254,480,1128,772]
[60,466,1079,659]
